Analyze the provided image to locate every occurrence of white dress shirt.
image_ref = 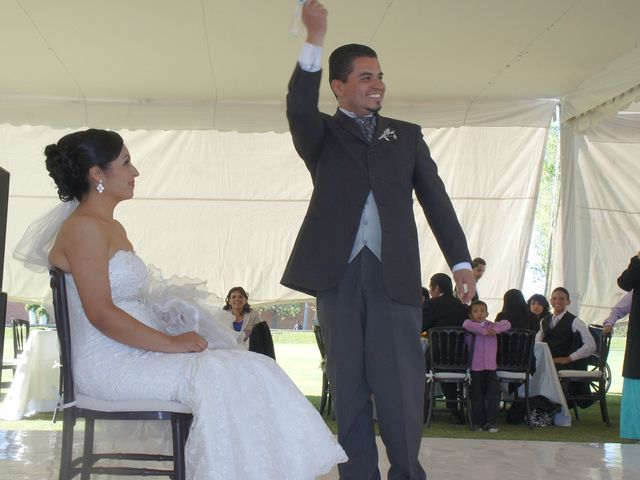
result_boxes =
[535,310,596,361]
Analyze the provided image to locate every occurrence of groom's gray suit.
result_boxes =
[282,64,471,479]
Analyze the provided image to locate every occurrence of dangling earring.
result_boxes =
[96,179,104,194]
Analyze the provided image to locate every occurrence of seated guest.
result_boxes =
[420,286,430,329]
[528,293,551,330]
[455,257,485,301]
[535,287,595,407]
[496,289,538,331]
[223,287,275,359]
[463,300,511,432]
[423,273,469,332]
[423,273,469,424]
[535,287,595,369]
[421,286,430,304]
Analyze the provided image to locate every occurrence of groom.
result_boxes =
[281,2,475,478]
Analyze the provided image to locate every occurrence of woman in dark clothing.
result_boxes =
[527,293,551,331]
[616,253,640,440]
[496,289,538,331]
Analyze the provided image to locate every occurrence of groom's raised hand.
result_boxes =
[303,0,327,46]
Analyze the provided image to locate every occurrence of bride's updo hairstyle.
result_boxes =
[45,128,124,202]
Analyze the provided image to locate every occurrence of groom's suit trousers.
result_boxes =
[317,248,427,480]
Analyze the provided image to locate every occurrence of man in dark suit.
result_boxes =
[422,273,469,424]
[280,2,475,478]
[422,273,469,333]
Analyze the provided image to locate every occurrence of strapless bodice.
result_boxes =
[107,250,148,305]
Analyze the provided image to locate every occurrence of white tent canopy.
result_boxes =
[1,0,640,131]
[551,102,640,321]
[2,1,640,316]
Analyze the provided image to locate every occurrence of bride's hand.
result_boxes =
[169,331,209,353]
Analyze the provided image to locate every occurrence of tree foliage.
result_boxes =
[526,121,559,293]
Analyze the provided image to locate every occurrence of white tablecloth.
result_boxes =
[524,342,571,427]
[0,330,60,421]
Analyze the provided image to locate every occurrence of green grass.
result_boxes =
[1,329,633,443]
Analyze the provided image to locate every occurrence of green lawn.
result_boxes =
[1,329,632,443]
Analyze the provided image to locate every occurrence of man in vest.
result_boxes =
[536,287,595,368]
[536,287,596,406]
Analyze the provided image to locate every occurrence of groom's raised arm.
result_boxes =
[286,1,328,172]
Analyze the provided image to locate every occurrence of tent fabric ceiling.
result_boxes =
[1,0,640,131]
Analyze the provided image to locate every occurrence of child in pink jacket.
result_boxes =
[463,300,511,432]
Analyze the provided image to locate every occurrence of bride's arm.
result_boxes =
[62,217,208,353]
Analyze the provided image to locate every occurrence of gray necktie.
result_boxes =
[354,115,376,143]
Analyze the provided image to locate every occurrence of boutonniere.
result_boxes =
[378,128,397,142]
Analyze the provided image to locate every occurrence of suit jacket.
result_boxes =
[281,65,471,306]
[422,294,469,332]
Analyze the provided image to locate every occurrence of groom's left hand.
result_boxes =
[453,269,476,304]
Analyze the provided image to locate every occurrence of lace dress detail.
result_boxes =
[65,250,346,479]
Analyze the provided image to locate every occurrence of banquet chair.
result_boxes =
[313,324,332,417]
[495,328,536,429]
[49,267,193,480]
[557,324,612,426]
[1,318,31,390]
[586,325,612,393]
[12,318,30,357]
[425,327,474,430]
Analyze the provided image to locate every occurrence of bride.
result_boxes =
[16,129,346,479]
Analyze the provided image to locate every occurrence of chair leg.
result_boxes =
[426,381,435,428]
[81,417,95,480]
[524,381,533,430]
[319,372,328,415]
[599,379,611,427]
[59,410,75,480]
[171,417,188,480]
[464,382,473,431]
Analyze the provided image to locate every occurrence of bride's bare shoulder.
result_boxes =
[49,214,109,269]
[59,213,109,240]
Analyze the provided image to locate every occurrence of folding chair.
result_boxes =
[50,267,193,479]
[496,328,536,429]
[557,324,612,426]
[1,318,30,389]
[425,327,474,430]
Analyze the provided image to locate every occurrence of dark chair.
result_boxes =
[313,324,332,416]
[495,328,536,429]
[586,325,612,393]
[12,318,30,357]
[50,267,193,479]
[249,321,276,360]
[425,327,474,430]
[1,318,31,389]
[557,324,612,426]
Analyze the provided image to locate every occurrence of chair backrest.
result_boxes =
[496,328,535,372]
[49,267,76,405]
[428,327,473,372]
[313,324,327,361]
[12,318,30,357]
[588,324,612,369]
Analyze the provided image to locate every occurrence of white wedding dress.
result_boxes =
[64,249,347,479]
